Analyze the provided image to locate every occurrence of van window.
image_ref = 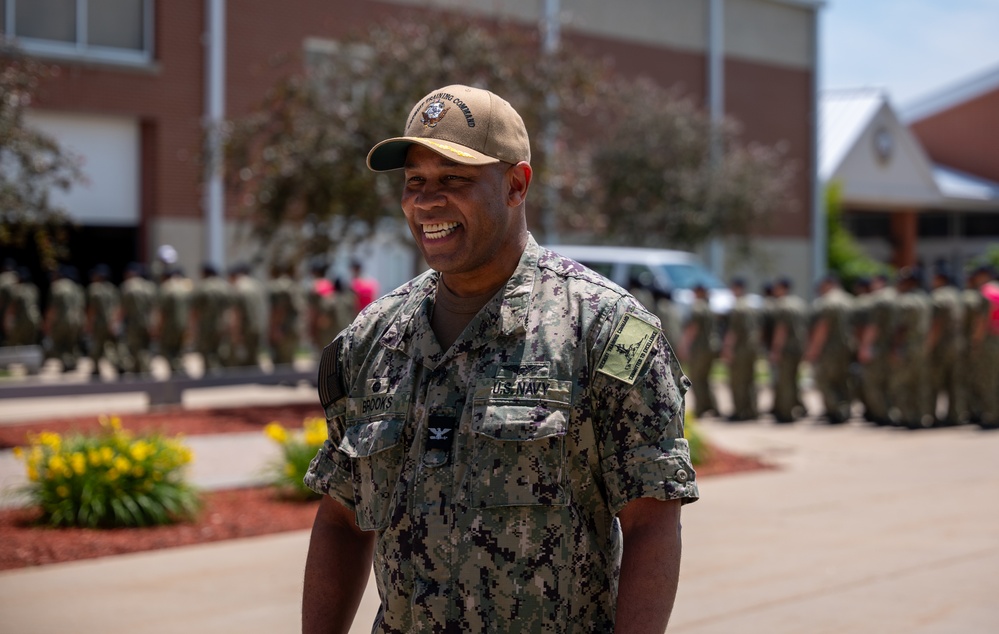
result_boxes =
[657,263,725,290]
[581,261,614,279]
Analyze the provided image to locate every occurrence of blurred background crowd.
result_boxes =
[638,262,999,430]
[0,253,378,379]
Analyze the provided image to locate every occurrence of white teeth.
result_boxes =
[423,222,460,240]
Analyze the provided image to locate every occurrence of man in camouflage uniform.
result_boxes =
[309,277,356,352]
[965,265,999,428]
[157,266,192,376]
[189,263,232,374]
[3,268,41,354]
[721,278,759,421]
[768,277,808,423]
[85,264,122,378]
[119,263,158,375]
[927,270,965,425]
[227,263,267,368]
[681,284,719,418]
[303,85,698,634]
[886,268,933,428]
[805,274,854,424]
[0,258,19,346]
[856,273,896,424]
[43,265,85,372]
[267,264,304,365]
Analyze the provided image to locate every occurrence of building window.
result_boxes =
[2,0,153,65]
[963,213,999,238]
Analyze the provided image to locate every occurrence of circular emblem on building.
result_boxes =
[873,126,893,164]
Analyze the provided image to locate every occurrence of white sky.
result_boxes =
[820,0,999,107]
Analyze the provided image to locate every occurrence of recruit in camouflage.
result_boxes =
[305,237,699,633]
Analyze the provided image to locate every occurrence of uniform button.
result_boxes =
[676,469,688,483]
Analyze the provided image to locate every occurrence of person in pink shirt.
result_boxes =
[349,260,379,313]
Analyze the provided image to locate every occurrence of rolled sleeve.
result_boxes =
[304,438,355,511]
[601,440,699,517]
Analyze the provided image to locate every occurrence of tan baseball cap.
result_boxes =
[366,84,531,172]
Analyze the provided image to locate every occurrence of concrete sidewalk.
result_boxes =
[1,389,998,632]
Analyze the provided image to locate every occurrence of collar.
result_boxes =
[379,235,540,368]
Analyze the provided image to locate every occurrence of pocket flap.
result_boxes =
[474,408,567,442]
[339,418,404,457]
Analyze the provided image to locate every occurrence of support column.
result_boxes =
[890,210,918,268]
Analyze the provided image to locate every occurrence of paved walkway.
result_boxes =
[1,386,998,632]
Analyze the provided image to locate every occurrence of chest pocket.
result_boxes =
[470,378,572,508]
[340,390,410,531]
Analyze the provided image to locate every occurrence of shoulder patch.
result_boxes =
[596,311,660,384]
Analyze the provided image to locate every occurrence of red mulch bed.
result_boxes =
[0,406,770,570]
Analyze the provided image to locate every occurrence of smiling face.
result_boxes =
[401,145,531,296]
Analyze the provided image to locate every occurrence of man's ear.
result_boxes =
[506,162,532,207]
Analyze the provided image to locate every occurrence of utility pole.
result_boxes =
[204,0,226,268]
[706,0,725,277]
[541,0,561,245]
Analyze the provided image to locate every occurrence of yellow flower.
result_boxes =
[264,422,289,445]
[106,468,119,481]
[70,452,87,475]
[12,446,24,459]
[113,456,131,473]
[56,485,70,498]
[100,447,114,463]
[48,455,67,475]
[284,462,297,477]
[37,432,62,450]
[130,440,153,462]
[303,418,328,447]
[27,466,39,482]
[131,465,145,478]
[99,414,123,431]
[88,449,102,467]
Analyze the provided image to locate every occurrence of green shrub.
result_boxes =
[14,415,200,528]
[264,418,327,500]
[684,414,711,466]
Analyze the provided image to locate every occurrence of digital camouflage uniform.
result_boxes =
[887,289,932,427]
[654,295,682,349]
[859,285,896,424]
[4,279,40,347]
[46,276,86,371]
[119,274,158,374]
[963,286,997,426]
[190,274,232,372]
[685,297,719,417]
[726,294,759,420]
[313,288,355,350]
[87,280,122,373]
[771,293,808,422]
[305,240,699,633]
[158,274,192,374]
[810,287,854,423]
[0,268,18,345]
[928,284,965,425]
[267,275,304,365]
[228,273,268,368]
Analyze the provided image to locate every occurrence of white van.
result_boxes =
[546,244,734,318]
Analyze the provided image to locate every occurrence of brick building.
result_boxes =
[5,0,822,294]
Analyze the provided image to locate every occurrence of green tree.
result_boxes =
[572,78,796,255]
[0,43,83,270]
[225,15,601,265]
[824,181,888,286]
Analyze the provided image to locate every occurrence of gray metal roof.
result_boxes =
[818,88,885,181]
[900,64,999,123]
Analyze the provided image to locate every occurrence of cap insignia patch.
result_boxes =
[421,101,450,128]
